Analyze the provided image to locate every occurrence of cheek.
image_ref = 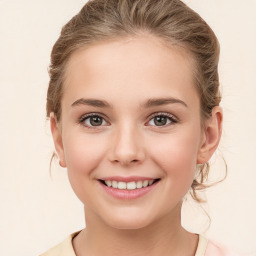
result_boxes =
[148,130,200,186]
[62,132,106,184]
[63,130,105,166]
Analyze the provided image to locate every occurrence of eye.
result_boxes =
[79,113,108,128]
[147,112,178,127]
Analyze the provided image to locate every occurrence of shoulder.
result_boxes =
[196,235,242,256]
[39,231,80,256]
[204,237,242,256]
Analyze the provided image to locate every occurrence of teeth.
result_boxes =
[117,182,126,189]
[127,182,136,190]
[143,180,149,187]
[103,179,157,190]
[136,181,143,189]
[112,181,118,188]
[105,180,112,187]
[149,180,154,185]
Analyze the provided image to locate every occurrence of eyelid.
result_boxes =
[78,111,179,128]
[79,112,110,128]
[145,112,179,126]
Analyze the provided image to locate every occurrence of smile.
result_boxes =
[98,177,161,200]
[100,179,159,190]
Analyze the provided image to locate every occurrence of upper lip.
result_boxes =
[98,176,160,182]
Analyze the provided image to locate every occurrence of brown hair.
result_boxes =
[47,0,222,202]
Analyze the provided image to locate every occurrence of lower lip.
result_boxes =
[99,180,160,200]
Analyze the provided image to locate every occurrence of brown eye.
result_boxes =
[89,116,103,126]
[152,116,169,126]
[80,114,107,127]
[147,113,178,127]
[154,116,168,126]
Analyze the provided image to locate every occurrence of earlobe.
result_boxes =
[197,106,223,164]
[50,112,66,168]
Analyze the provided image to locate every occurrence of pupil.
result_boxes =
[90,116,102,126]
[154,116,167,126]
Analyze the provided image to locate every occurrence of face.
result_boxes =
[51,34,221,230]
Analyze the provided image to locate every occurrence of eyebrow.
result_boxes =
[71,98,111,108]
[142,97,188,108]
[71,97,188,108]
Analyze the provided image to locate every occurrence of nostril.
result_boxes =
[113,158,140,166]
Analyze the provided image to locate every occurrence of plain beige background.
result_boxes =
[0,0,255,255]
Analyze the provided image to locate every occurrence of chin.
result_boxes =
[102,209,154,230]
[107,218,151,230]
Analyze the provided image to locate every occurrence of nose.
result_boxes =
[108,124,146,166]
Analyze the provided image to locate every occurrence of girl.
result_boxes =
[41,0,238,255]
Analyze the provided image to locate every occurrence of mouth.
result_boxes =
[98,178,161,190]
[97,177,161,200]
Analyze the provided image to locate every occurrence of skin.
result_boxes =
[51,34,222,256]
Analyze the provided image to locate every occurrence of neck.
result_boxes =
[73,204,198,256]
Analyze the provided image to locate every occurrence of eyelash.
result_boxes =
[79,112,178,129]
[147,112,178,127]
[79,113,108,129]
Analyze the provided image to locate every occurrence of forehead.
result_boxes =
[63,34,199,109]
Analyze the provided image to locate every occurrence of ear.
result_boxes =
[197,106,223,164]
[50,113,66,167]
